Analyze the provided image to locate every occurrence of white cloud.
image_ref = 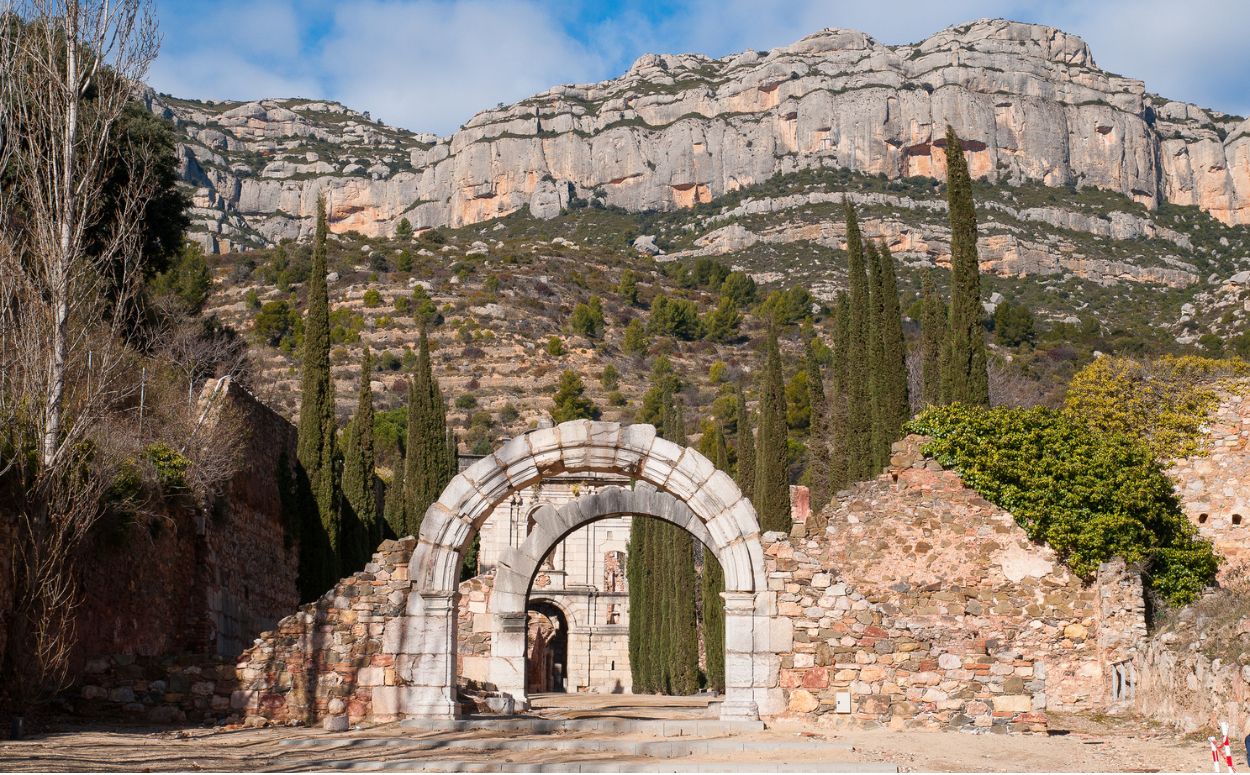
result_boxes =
[148,0,1249,131]
[149,0,319,100]
[316,0,609,134]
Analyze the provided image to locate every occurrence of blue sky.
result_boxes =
[150,0,1250,135]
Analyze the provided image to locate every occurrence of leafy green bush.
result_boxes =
[908,403,1217,606]
[570,295,606,339]
[546,335,565,356]
[253,300,300,350]
[363,289,383,307]
[144,442,191,492]
[1064,355,1249,460]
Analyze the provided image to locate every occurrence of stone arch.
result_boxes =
[398,421,773,722]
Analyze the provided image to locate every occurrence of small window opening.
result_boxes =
[1234,514,1243,526]
[1198,513,1209,524]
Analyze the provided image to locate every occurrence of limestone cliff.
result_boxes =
[153,18,1249,254]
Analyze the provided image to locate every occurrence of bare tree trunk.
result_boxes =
[0,0,159,718]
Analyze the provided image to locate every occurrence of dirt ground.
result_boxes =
[0,710,1237,773]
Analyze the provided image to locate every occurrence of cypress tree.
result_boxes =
[403,327,453,537]
[296,196,340,592]
[843,200,874,482]
[873,241,911,466]
[383,450,406,538]
[826,294,852,497]
[342,348,379,570]
[939,126,990,407]
[734,382,755,500]
[754,323,791,534]
[804,337,832,513]
[918,272,945,406]
[658,393,698,694]
[865,240,888,471]
[697,420,727,693]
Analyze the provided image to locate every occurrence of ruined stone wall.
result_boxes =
[64,378,300,678]
[767,436,1146,730]
[457,574,494,684]
[232,537,413,728]
[1135,628,1250,740]
[1169,388,1250,580]
[200,377,301,656]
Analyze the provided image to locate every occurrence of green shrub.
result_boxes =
[546,336,565,356]
[1064,355,1250,460]
[600,363,621,391]
[907,403,1218,606]
[363,289,382,307]
[144,443,191,492]
[393,295,413,314]
[623,318,649,356]
[455,394,478,410]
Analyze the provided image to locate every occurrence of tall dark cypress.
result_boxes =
[826,294,852,497]
[733,382,755,501]
[918,271,946,407]
[697,420,727,693]
[754,324,790,534]
[939,126,990,407]
[804,337,832,514]
[843,200,874,482]
[383,449,406,539]
[403,327,453,537]
[659,394,698,695]
[342,348,379,570]
[873,241,911,466]
[865,240,888,471]
[296,196,339,592]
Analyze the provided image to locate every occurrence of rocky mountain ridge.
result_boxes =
[153,17,1249,257]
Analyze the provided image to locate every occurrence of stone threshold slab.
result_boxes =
[312,758,898,773]
[281,736,854,757]
[396,717,765,735]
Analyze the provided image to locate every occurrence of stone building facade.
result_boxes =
[472,465,633,694]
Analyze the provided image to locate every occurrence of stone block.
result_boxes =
[787,688,820,713]
[991,694,1033,713]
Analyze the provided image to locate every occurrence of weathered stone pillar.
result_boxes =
[395,591,460,718]
[489,611,529,711]
[720,591,761,722]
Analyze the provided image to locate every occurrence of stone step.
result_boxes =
[282,736,854,758]
[397,717,764,735]
[311,757,898,773]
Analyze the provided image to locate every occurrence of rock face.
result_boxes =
[155,18,1250,253]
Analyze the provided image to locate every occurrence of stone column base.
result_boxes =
[718,699,760,722]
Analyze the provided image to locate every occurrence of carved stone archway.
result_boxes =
[393,420,775,722]
[487,483,760,711]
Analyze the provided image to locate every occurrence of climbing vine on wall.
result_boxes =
[908,404,1218,606]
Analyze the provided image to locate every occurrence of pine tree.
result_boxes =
[843,199,874,483]
[403,327,454,537]
[697,420,728,692]
[342,348,379,570]
[939,126,990,407]
[918,271,946,407]
[873,241,911,467]
[804,337,832,513]
[734,382,755,501]
[754,324,791,534]
[296,196,340,594]
[551,370,601,422]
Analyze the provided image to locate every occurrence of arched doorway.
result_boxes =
[525,599,568,694]
[401,420,775,722]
